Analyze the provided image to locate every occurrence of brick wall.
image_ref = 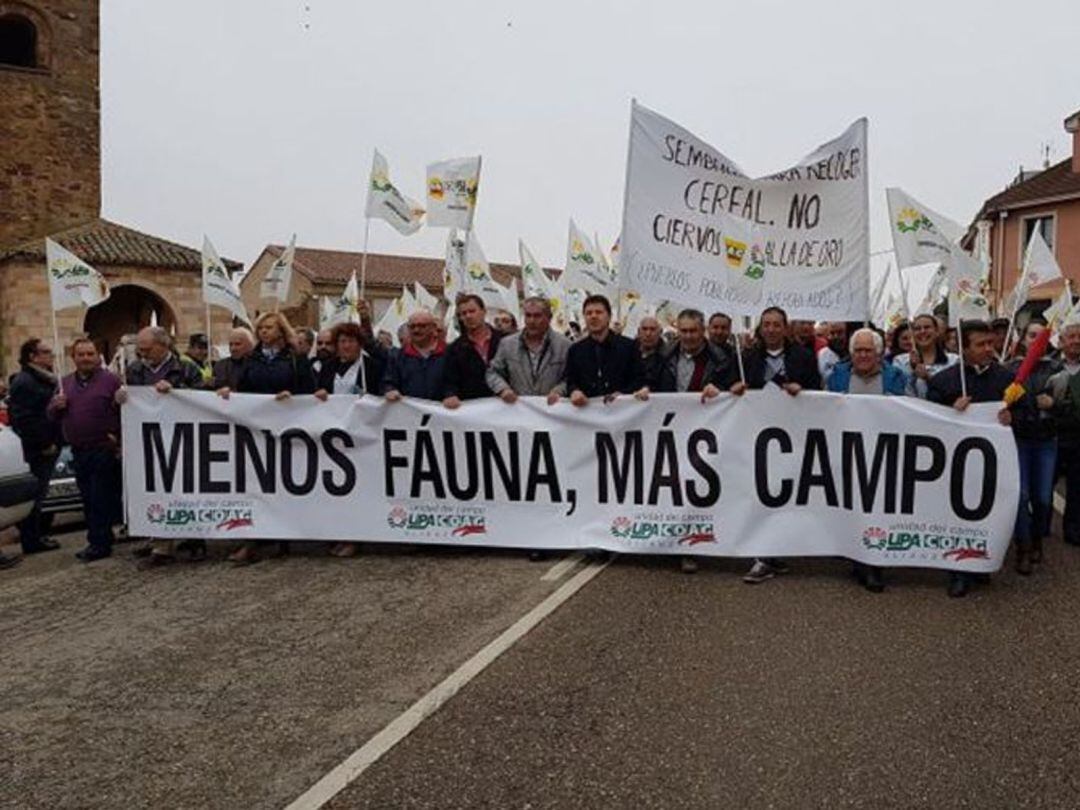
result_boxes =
[0,0,100,250]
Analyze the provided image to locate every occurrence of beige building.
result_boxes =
[241,244,526,328]
[0,0,241,374]
[0,219,240,372]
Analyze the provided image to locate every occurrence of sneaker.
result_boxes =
[680,556,699,574]
[138,553,175,570]
[743,559,774,584]
[0,552,23,570]
[770,559,790,575]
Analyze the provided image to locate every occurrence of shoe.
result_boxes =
[23,537,61,554]
[743,560,774,584]
[1015,539,1033,576]
[0,552,23,570]
[228,546,260,566]
[947,573,969,598]
[527,550,548,562]
[771,559,790,575]
[863,566,885,593]
[680,556,699,574]
[584,550,611,563]
[138,553,175,570]
[131,543,153,559]
[1031,535,1044,564]
[177,539,207,561]
[75,546,111,563]
[329,543,359,558]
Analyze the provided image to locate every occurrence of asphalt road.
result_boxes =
[331,524,1080,809]
[5,517,1080,809]
[0,531,571,810]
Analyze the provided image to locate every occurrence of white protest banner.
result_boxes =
[122,389,1017,573]
[202,237,249,324]
[620,101,868,320]
[365,149,425,236]
[46,238,110,310]
[426,156,481,229]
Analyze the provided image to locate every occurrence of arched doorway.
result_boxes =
[83,284,177,363]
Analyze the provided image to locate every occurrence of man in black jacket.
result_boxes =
[928,319,1013,597]
[565,294,649,405]
[8,338,63,555]
[731,306,821,585]
[443,294,504,409]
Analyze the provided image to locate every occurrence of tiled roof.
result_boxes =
[980,159,1080,213]
[0,218,242,271]
[258,244,556,289]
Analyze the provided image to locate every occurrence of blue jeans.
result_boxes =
[1015,439,1057,542]
[72,447,123,551]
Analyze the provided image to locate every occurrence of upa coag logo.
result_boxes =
[861,525,989,562]
[386,506,486,537]
[146,502,253,532]
[610,516,716,547]
[895,206,935,234]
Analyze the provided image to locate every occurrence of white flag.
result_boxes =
[319,296,336,329]
[46,238,110,311]
[426,156,481,229]
[495,278,521,325]
[374,297,407,347]
[563,220,614,294]
[947,250,990,324]
[400,285,420,319]
[1044,283,1073,331]
[462,231,506,310]
[444,302,460,343]
[914,264,948,317]
[881,290,907,331]
[414,281,440,311]
[202,236,249,324]
[261,234,295,305]
[365,149,424,235]
[869,263,891,325]
[443,229,466,305]
[326,271,361,325]
[1022,227,1063,289]
[886,188,965,270]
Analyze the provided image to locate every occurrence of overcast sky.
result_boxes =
[101,0,1080,286]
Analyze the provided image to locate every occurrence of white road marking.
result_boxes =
[284,558,611,810]
[541,552,584,581]
[1054,492,1066,516]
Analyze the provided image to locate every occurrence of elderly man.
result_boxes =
[655,309,737,574]
[827,328,907,592]
[383,310,447,401]
[928,319,1013,597]
[636,316,665,391]
[732,306,822,584]
[212,327,255,391]
[119,326,203,567]
[47,339,123,563]
[1050,323,1080,546]
[486,297,570,405]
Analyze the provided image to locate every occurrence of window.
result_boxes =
[0,13,36,68]
[1023,214,1055,254]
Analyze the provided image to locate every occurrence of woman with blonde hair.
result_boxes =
[220,311,314,565]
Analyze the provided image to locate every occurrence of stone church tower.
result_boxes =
[0,0,100,250]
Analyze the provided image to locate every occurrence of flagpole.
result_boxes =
[50,306,63,388]
[733,330,747,386]
[360,216,371,301]
[205,302,212,349]
[957,318,968,400]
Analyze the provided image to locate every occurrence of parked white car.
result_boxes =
[0,424,37,530]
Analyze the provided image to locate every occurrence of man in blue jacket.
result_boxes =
[382,310,447,401]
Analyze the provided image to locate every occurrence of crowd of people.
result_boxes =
[3,291,1077,600]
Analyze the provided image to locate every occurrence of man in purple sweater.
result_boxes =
[48,338,123,563]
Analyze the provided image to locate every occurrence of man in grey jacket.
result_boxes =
[485,296,570,405]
